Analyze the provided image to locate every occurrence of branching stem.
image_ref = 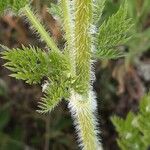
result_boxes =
[24,6,60,52]
[61,0,76,74]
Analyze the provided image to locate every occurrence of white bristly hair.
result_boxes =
[68,89,103,150]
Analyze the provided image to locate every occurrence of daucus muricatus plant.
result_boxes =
[0,0,133,149]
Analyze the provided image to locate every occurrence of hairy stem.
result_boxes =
[61,0,76,74]
[74,0,92,93]
[69,91,103,150]
[24,6,60,52]
[68,0,103,149]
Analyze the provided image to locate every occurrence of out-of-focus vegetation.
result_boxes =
[0,0,29,13]
[0,0,149,150]
[112,93,150,150]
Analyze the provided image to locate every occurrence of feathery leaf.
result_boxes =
[93,0,106,25]
[37,76,70,113]
[1,45,71,84]
[1,46,48,84]
[95,1,133,59]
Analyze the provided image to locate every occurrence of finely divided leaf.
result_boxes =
[37,77,70,113]
[93,0,106,25]
[1,46,49,84]
[1,45,71,84]
[95,2,133,59]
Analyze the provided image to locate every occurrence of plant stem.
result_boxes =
[61,0,76,74]
[24,6,60,52]
[74,0,92,93]
[68,0,103,149]
[69,91,103,150]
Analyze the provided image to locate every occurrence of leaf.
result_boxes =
[95,1,133,59]
[93,0,106,25]
[1,44,72,113]
[49,3,62,20]
[37,76,70,113]
[1,45,49,84]
[1,45,71,84]
[47,50,71,78]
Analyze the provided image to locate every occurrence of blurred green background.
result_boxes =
[0,0,150,149]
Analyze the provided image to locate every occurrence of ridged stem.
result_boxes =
[24,6,60,52]
[69,0,103,149]
[69,90,103,150]
[74,0,92,93]
[61,0,76,74]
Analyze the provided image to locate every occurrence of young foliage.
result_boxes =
[95,2,132,59]
[1,46,48,84]
[111,93,150,150]
[38,76,70,113]
[1,44,72,113]
[1,45,71,85]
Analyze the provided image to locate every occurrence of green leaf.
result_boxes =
[47,50,71,78]
[138,93,150,146]
[1,45,71,85]
[49,3,62,20]
[37,76,70,113]
[1,45,49,84]
[93,0,106,25]
[95,1,133,59]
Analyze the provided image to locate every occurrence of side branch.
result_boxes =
[24,6,60,52]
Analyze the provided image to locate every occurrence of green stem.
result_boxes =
[61,0,76,74]
[24,6,60,52]
[68,0,103,149]
[74,0,92,94]
[69,91,103,150]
